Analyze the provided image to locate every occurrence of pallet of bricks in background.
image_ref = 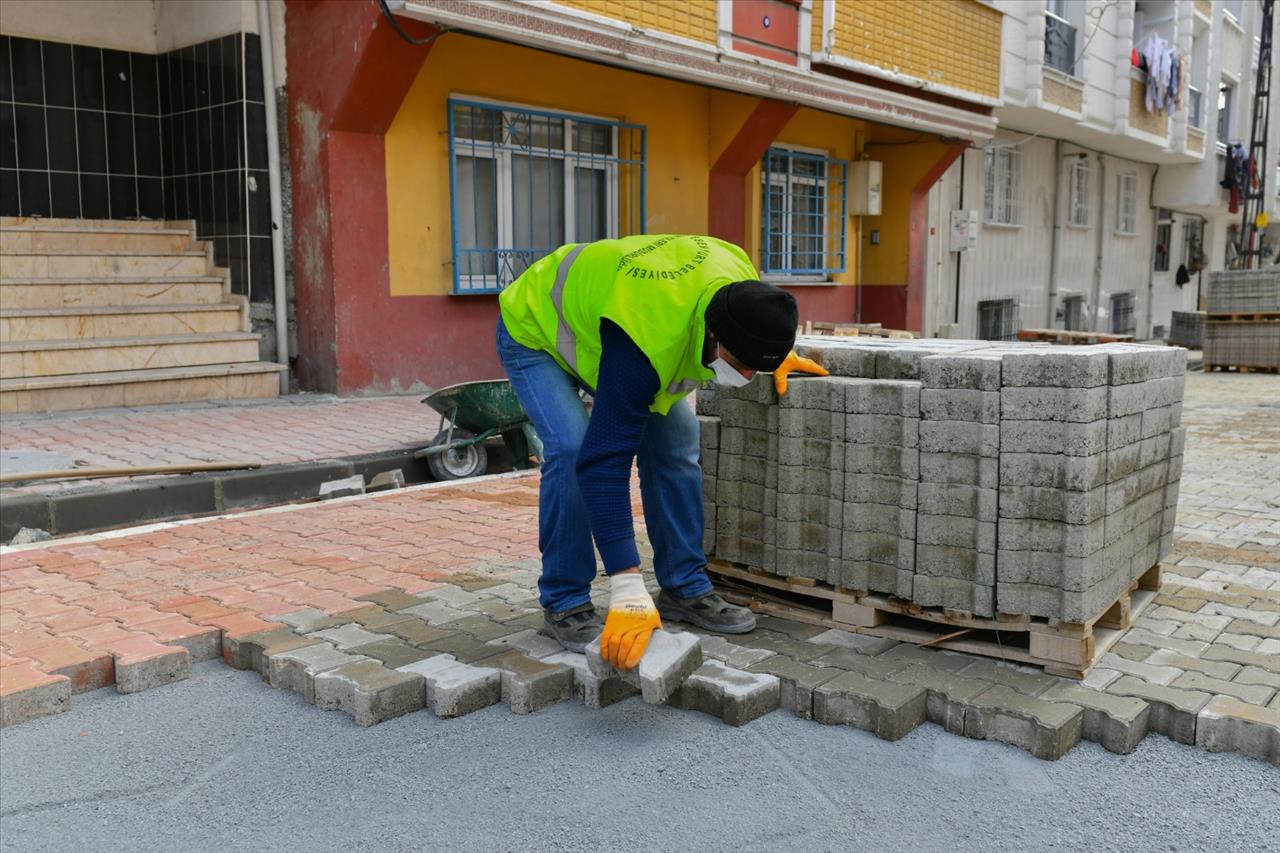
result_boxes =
[1017,328,1136,345]
[1203,312,1280,373]
[1168,311,1205,349]
[705,559,1162,679]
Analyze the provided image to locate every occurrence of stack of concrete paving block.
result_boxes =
[702,336,1188,627]
[1205,269,1280,313]
[1168,311,1204,349]
[1204,270,1280,370]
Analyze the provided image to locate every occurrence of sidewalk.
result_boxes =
[1,394,441,496]
[1,373,1277,764]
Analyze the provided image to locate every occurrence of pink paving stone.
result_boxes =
[38,610,114,636]
[109,637,190,693]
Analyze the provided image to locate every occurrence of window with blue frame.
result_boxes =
[447,99,646,294]
[760,147,848,277]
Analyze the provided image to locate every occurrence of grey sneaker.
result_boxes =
[657,589,756,634]
[540,602,603,653]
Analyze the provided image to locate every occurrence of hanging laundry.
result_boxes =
[1141,33,1169,112]
[1175,264,1191,287]
[1165,53,1180,114]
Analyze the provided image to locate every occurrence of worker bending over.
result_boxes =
[497,234,826,670]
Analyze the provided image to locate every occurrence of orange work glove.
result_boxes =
[600,572,661,671]
[773,350,829,395]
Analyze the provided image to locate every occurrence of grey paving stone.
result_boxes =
[878,644,975,673]
[586,630,702,705]
[806,628,899,655]
[267,644,372,704]
[1171,671,1276,706]
[745,656,842,720]
[419,633,505,664]
[672,660,781,726]
[812,670,927,741]
[378,618,455,647]
[319,474,364,499]
[397,654,503,718]
[486,650,574,714]
[956,659,1062,698]
[963,685,1083,760]
[741,633,828,663]
[1202,644,1280,674]
[313,660,424,726]
[890,664,993,735]
[224,627,316,674]
[1144,649,1241,681]
[1104,675,1212,744]
[275,608,339,633]
[808,647,912,679]
[1041,682,1150,754]
[485,628,564,659]
[1234,665,1280,690]
[355,589,428,611]
[420,584,488,610]
[1195,695,1280,765]
[697,636,776,669]
[305,624,393,651]
[348,639,436,670]
[544,651,639,710]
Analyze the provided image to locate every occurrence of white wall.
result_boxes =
[0,0,158,53]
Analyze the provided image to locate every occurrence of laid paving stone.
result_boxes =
[349,608,424,633]
[313,660,424,726]
[478,583,530,603]
[112,641,189,694]
[1234,665,1280,690]
[1094,653,1182,687]
[267,644,372,704]
[1105,675,1212,745]
[435,574,504,593]
[1042,682,1150,754]
[1202,645,1280,673]
[1144,649,1241,681]
[878,644,974,673]
[1081,667,1121,690]
[420,633,505,664]
[752,615,829,640]
[421,584,490,609]
[378,618,454,647]
[672,660,781,726]
[890,664,993,735]
[1225,619,1280,640]
[0,667,71,727]
[698,636,776,669]
[449,615,520,643]
[306,624,393,651]
[544,651,639,710]
[1214,632,1262,652]
[956,659,1062,697]
[587,630,702,705]
[355,589,427,612]
[964,685,1083,761]
[398,600,470,626]
[275,608,344,633]
[486,650,574,714]
[806,628,899,655]
[746,656,843,720]
[349,639,436,669]
[470,599,530,623]
[485,628,564,659]
[226,627,321,676]
[813,670,926,741]
[397,654,502,718]
[1195,695,1280,765]
[740,634,828,663]
[809,647,910,679]
[1171,671,1276,706]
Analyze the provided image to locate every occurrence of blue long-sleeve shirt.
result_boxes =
[575,321,661,573]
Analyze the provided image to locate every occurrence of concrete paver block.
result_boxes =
[1195,695,1280,765]
[955,659,1061,698]
[746,656,843,720]
[1171,671,1276,706]
[963,685,1083,760]
[1105,675,1212,745]
[356,589,428,611]
[349,639,436,670]
[306,623,393,651]
[313,660,424,726]
[225,627,305,673]
[813,670,927,741]
[890,664,994,735]
[0,667,71,727]
[673,660,781,726]
[487,650,574,714]
[367,469,405,491]
[587,630,702,705]
[397,654,502,718]
[1042,682,1150,754]
[267,643,372,704]
[697,636,776,669]
[486,628,565,659]
[319,474,365,499]
[805,629,899,656]
[545,651,639,710]
[112,642,190,694]
[398,600,470,626]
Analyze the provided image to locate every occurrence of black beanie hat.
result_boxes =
[705,281,798,373]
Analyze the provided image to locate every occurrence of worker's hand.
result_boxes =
[773,351,829,395]
[601,571,661,671]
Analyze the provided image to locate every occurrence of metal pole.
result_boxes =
[258,0,289,394]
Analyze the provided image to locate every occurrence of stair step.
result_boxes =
[1,216,193,232]
[2,252,210,278]
[1,332,262,379]
[0,362,285,413]
[2,229,195,254]
[0,276,228,309]
[0,304,246,342]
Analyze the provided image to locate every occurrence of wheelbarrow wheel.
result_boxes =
[427,429,488,480]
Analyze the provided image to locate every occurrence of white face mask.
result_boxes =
[709,357,752,388]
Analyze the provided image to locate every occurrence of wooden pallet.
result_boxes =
[805,321,916,339]
[706,559,1161,679]
[1016,328,1136,345]
[1205,311,1280,322]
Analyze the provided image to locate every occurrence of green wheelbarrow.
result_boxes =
[416,379,542,480]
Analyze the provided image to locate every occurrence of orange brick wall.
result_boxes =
[827,0,1002,100]
[554,0,719,44]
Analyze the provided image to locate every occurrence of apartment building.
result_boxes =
[925,0,1279,341]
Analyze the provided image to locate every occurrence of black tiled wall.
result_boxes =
[1,33,274,302]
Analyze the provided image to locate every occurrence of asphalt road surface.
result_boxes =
[2,661,1277,853]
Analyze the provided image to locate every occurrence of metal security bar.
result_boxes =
[978,298,1019,341]
[447,99,646,294]
[761,147,848,276]
[1110,292,1136,336]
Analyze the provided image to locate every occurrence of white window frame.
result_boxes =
[1116,172,1139,236]
[1218,81,1235,144]
[983,146,1020,226]
[449,99,622,292]
[1044,0,1079,77]
[1068,158,1093,227]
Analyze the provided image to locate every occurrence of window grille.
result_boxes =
[1154,209,1172,272]
[1116,172,1138,235]
[1045,2,1078,76]
[447,99,646,294]
[1110,292,1136,335]
[983,147,1019,225]
[978,298,1019,341]
[1182,217,1205,268]
[760,147,848,276]
[1062,295,1084,331]
[1068,159,1092,226]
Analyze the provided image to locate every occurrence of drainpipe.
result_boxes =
[258,0,289,394]
[1091,155,1107,332]
[1047,139,1064,327]
[1144,165,1160,340]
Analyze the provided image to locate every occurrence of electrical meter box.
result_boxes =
[949,208,979,252]
[850,161,882,215]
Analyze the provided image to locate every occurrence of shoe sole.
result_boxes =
[657,604,756,635]
[538,626,592,654]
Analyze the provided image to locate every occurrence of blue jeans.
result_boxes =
[496,318,713,614]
